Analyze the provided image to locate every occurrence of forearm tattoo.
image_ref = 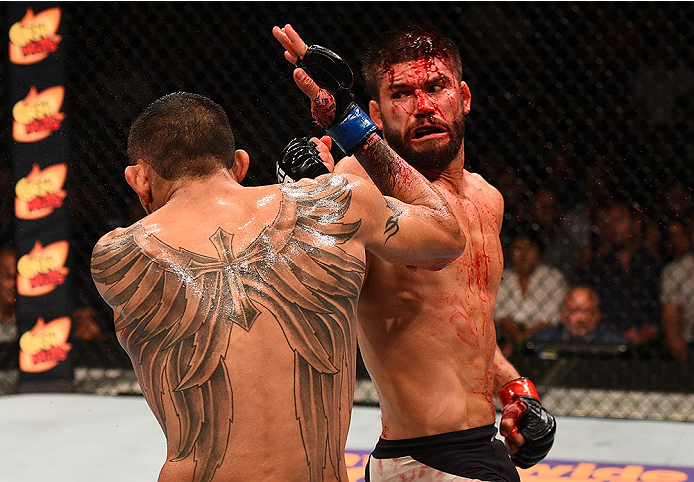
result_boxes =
[355,133,401,195]
[91,177,365,482]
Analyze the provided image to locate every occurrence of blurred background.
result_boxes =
[1,2,693,420]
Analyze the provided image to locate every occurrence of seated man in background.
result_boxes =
[530,285,629,345]
[0,248,16,345]
[580,201,661,352]
[660,219,694,364]
[495,230,568,356]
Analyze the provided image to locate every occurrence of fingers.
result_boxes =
[318,135,333,151]
[499,416,515,437]
[283,24,308,58]
[310,136,335,173]
[272,24,308,64]
[272,26,299,63]
[500,416,526,452]
[505,436,521,455]
[293,68,320,100]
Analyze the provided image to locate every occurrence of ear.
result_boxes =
[124,163,153,207]
[368,100,383,130]
[460,81,471,115]
[233,149,250,182]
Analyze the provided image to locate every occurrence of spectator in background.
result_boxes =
[660,220,694,363]
[496,230,568,356]
[0,249,16,344]
[580,201,662,353]
[631,37,694,127]
[664,218,693,262]
[71,307,108,342]
[527,187,590,282]
[530,285,629,345]
[663,180,694,227]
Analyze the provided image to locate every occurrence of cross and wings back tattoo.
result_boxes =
[91,176,366,482]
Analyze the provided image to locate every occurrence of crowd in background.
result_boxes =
[0,163,692,370]
[494,161,694,366]
[0,3,692,385]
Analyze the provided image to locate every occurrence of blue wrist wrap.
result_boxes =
[326,104,377,155]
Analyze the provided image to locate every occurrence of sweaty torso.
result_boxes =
[91,178,366,482]
[356,170,504,440]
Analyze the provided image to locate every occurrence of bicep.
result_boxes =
[353,182,462,269]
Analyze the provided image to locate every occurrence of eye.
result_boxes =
[391,91,410,100]
[427,84,445,94]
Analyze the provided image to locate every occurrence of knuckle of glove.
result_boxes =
[298,45,357,128]
[277,137,329,183]
[502,396,528,424]
[298,45,354,94]
[512,397,557,469]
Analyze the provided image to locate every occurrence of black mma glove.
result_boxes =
[297,45,377,155]
[498,378,557,469]
[277,136,330,183]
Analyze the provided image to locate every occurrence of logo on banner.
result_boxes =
[17,240,69,297]
[518,461,692,482]
[19,316,71,373]
[15,164,68,220]
[12,86,65,143]
[8,7,62,65]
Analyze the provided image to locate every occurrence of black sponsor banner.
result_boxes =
[7,2,74,386]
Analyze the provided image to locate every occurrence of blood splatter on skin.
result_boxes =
[386,59,460,122]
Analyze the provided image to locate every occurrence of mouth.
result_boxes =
[410,123,448,141]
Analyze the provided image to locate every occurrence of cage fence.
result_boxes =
[1,2,693,420]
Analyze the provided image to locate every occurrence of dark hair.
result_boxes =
[360,25,463,101]
[512,226,544,251]
[127,92,236,180]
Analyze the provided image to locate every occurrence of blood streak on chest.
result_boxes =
[462,198,491,303]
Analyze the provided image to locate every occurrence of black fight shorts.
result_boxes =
[365,424,520,482]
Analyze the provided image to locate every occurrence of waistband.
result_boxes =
[372,424,498,459]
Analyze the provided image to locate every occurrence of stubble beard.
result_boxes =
[381,110,466,171]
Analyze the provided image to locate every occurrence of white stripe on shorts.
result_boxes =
[368,455,490,482]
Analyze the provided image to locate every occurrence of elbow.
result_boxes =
[422,230,466,271]
[447,226,466,261]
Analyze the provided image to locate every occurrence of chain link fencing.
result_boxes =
[1,2,693,420]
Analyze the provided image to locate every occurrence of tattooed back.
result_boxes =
[91,178,366,482]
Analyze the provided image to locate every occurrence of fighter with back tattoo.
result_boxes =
[273,24,556,482]
[90,91,464,482]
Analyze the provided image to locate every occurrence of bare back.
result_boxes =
[91,177,366,482]
[357,170,505,440]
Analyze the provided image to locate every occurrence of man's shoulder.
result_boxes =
[530,324,566,342]
[465,170,499,193]
[93,223,141,252]
[461,170,504,212]
[664,252,694,273]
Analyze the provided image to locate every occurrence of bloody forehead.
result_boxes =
[378,32,457,83]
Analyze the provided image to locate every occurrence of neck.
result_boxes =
[159,169,239,207]
[418,147,467,193]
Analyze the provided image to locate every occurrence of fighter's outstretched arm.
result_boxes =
[273,24,465,263]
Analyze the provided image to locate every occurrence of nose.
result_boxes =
[414,89,435,115]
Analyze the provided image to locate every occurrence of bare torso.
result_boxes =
[356,169,505,440]
[92,179,366,482]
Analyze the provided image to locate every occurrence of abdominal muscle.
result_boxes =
[357,255,499,440]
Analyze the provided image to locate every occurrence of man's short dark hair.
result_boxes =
[360,25,463,101]
[127,92,236,180]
